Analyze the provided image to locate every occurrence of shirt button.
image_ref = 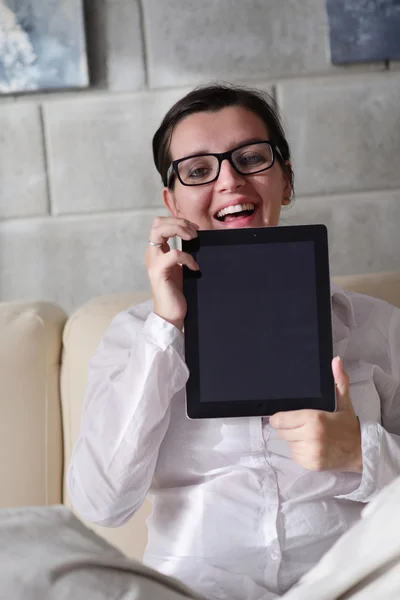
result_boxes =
[270,550,280,561]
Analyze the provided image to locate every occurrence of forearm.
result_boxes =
[67,310,188,526]
[67,410,171,527]
[336,421,400,503]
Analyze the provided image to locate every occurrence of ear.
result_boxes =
[163,187,179,217]
[281,160,293,205]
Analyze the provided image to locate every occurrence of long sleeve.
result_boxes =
[67,303,189,527]
[337,306,400,503]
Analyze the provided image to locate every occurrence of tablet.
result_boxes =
[182,225,335,419]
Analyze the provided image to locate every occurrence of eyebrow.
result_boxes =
[176,137,268,160]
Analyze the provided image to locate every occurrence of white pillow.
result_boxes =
[0,505,206,600]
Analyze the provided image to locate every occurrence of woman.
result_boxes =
[67,85,400,600]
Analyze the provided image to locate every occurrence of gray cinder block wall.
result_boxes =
[0,0,399,313]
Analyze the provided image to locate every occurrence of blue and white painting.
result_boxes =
[0,0,88,93]
[326,0,400,64]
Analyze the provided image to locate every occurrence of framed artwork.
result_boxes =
[326,0,400,64]
[0,0,88,93]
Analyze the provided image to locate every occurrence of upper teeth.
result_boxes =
[216,203,255,219]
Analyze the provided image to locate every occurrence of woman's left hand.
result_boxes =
[269,357,362,473]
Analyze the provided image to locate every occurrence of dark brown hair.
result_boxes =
[152,83,294,192]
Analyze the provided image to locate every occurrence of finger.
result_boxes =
[155,219,200,236]
[332,356,352,412]
[291,445,325,472]
[167,217,200,231]
[274,426,306,442]
[149,223,198,247]
[269,409,314,430]
[152,216,199,229]
[152,216,199,235]
[158,249,200,272]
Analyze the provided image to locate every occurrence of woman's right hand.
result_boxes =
[145,216,200,331]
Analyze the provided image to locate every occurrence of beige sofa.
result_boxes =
[2,272,400,560]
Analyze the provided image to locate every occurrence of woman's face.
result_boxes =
[163,106,292,230]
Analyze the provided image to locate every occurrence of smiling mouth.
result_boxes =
[214,202,256,222]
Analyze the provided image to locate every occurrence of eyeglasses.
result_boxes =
[166,140,283,188]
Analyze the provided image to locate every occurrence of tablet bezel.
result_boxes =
[182,225,335,419]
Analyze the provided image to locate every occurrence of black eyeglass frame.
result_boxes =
[166,140,283,188]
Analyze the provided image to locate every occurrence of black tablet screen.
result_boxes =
[196,241,321,402]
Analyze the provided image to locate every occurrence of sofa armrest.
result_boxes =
[332,271,400,308]
[0,301,67,508]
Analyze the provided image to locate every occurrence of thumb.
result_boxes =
[332,356,352,412]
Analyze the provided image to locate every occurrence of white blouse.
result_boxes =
[67,283,400,600]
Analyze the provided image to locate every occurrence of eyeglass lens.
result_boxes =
[177,142,274,185]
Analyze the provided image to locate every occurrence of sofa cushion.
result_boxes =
[0,301,67,508]
[333,271,400,308]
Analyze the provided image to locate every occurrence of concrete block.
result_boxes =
[0,104,48,219]
[0,209,168,313]
[85,0,145,91]
[43,89,185,215]
[281,190,400,276]
[276,74,400,197]
[143,0,384,88]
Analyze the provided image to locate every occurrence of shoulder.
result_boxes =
[332,283,400,378]
[101,299,183,354]
[101,299,154,346]
[122,299,155,324]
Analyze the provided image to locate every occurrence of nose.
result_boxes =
[214,158,246,192]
